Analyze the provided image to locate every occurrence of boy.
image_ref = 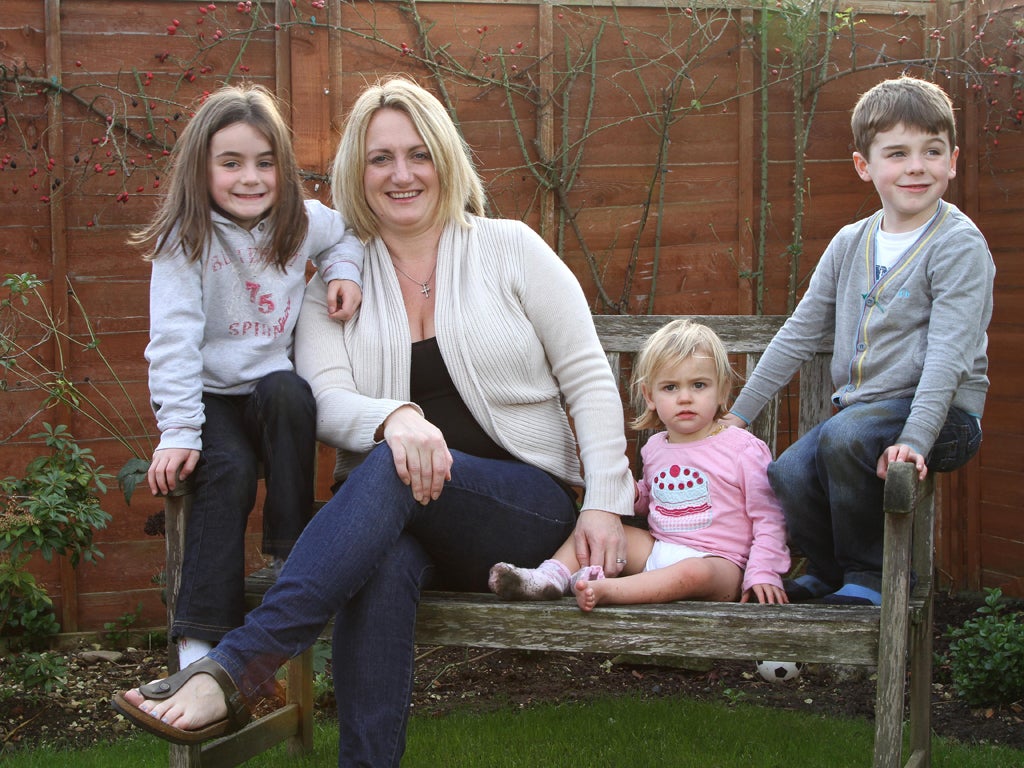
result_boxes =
[721,76,995,606]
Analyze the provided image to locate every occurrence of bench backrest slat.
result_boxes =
[592,314,834,463]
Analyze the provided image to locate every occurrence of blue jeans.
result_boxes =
[767,398,981,594]
[208,444,577,768]
[173,370,316,642]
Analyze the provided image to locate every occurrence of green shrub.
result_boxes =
[0,423,112,566]
[942,588,1024,707]
[0,556,60,639]
[102,603,143,648]
[0,424,112,646]
[0,651,67,698]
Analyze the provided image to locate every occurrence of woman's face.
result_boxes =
[362,108,439,238]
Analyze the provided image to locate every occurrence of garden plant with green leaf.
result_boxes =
[942,587,1024,707]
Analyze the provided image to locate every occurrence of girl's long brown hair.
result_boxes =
[131,84,308,269]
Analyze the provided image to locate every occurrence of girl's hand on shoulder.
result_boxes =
[326,279,363,322]
[148,448,200,496]
[741,583,789,605]
[718,413,747,430]
[382,405,453,505]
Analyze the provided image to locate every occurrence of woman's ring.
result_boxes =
[616,558,627,564]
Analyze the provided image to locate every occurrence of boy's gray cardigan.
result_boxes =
[731,200,995,456]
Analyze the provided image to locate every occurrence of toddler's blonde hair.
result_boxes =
[630,318,736,432]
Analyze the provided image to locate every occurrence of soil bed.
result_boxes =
[1,592,1021,755]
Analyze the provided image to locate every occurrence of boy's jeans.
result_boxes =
[767,397,981,594]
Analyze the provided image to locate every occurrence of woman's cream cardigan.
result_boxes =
[295,215,635,516]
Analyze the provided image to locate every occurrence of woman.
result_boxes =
[113,76,635,767]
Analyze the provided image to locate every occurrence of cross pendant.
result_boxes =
[420,283,431,298]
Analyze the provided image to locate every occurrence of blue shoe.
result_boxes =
[820,584,881,606]
[784,574,833,603]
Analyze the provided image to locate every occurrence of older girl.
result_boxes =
[139,84,363,667]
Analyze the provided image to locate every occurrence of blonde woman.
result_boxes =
[114,77,634,767]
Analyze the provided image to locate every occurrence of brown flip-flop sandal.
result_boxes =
[111,656,251,745]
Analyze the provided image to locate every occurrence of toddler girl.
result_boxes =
[489,318,790,609]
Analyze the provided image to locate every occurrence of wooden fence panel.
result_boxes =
[1,0,1020,633]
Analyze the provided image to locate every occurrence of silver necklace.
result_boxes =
[391,259,437,299]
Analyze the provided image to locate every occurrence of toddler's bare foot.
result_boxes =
[574,579,607,611]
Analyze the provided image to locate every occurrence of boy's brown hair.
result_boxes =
[851,76,956,158]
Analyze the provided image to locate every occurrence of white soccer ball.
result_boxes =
[755,659,804,682]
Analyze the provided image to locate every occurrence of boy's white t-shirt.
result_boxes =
[874,220,928,282]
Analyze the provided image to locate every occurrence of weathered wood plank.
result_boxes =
[199,704,302,765]
[244,568,894,667]
[592,314,792,353]
[413,593,883,665]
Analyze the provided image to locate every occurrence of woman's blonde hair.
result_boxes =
[331,76,486,240]
[630,318,736,432]
[131,84,308,268]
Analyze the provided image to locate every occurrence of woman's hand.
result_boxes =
[148,448,200,496]
[573,508,628,576]
[382,405,453,504]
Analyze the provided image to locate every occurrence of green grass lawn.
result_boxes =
[3,696,1020,767]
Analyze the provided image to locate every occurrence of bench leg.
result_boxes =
[169,744,202,768]
[906,595,933,767]
[286,647,315,755]
[163,488,316,766]
[165,493,201,768]
[873,500,914,768]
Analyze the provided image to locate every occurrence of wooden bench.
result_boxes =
[163,314,936,768]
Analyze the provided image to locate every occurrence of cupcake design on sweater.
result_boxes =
[650,463,712,532]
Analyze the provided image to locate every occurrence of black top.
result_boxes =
[410,337,515,462]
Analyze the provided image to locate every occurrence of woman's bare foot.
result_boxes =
[122,672,228,731]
